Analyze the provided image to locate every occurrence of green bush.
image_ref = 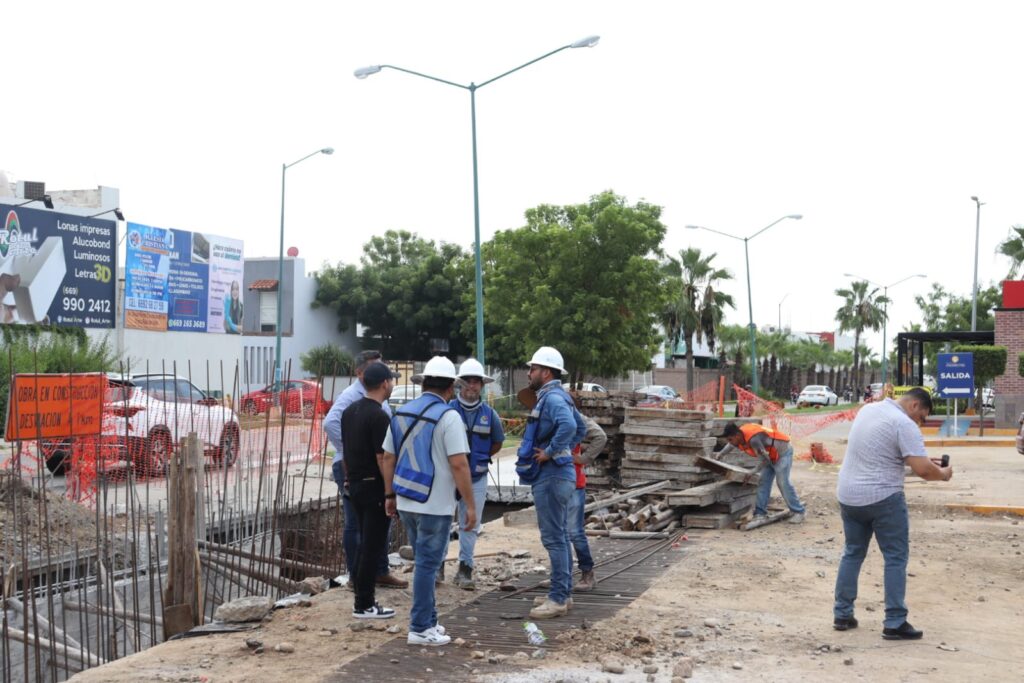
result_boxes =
[0,332,118,425]
[300,343,354,377]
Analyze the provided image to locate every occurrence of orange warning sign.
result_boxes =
[4,373,106,441]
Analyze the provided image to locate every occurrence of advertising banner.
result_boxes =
[124,222,171,330]
[124,222,243,333]
[0,204,116,328]
[166,228,210,332]
[207,234,244,334]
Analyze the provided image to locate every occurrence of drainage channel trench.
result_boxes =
[333,532,695,682]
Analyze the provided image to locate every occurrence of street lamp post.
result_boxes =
[970,196,984,332]
[686,215,802,393]
[354,35,600,365]
[843,272,926,385]
[778,292,789,332]
[275,148,333,382]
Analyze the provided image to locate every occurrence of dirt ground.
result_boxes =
[69,438,1024,683]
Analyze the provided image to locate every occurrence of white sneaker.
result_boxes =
[408,627,451,646]
[353,603,395,619]
[433,623,446,636]
[788,512,806,524]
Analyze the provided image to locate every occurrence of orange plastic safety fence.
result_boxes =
[732,384,862,440]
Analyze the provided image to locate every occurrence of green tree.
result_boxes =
[314,230,474,359]
[483,191,666,384]
[835,280,889,390]
[913,283,1000,377]
[300,343,354,377]
[953,344,1007,436]
[662,248,734,393]
[997,225,1024,279]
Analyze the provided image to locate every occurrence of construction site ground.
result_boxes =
[68,432,1024,683]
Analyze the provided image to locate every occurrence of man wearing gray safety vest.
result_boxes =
[380,356,476,646]
[450,359,505,590]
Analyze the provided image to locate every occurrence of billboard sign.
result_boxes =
[0,204,116,328]
[125,222,243,333]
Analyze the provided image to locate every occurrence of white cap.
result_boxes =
[411,356,459,384]
[457,358,494,384]
[527,346,566,374]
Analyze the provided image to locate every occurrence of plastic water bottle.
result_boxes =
[523,621,546,646]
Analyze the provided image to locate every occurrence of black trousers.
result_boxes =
[348,480,390,611]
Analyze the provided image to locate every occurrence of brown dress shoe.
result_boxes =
[376,573,409,589]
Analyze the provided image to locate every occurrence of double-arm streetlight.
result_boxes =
[970,196,984,331]
[275,147,333,382]
[354,35,600,365]
[686,215,802,393]
[842,272,926,384]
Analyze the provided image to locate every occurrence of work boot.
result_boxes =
[534,596,572,609]
[435,563,445,587]
[376,573,409,589]
[575,569,596,592]
[538,579,551,588]
[788,513,805,524]
[454,561,476,591]
[529,598,568,620]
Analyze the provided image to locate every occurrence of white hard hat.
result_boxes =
[457,358,494,384]
[527,346,566,374]
[411,356,459,384]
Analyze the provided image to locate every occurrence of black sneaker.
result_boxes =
[882,621,923,640]
[833,616,858,631]
[353,603,396,619]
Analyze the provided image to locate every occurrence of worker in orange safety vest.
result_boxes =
[718,422,806,524]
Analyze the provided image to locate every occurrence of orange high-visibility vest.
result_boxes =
[737,423,790,463]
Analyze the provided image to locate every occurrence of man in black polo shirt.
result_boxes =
[342,362,399,619]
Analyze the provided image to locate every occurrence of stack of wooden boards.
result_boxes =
[579,414,771,531]
[575,391,645,488]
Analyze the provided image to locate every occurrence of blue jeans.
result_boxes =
[755,445,805,516]
[399,511,450,633]
[532,476,575,604]
[458,475,489,567]
[834,492,910,628]
[334,461,390,577]
[566,487,594,572]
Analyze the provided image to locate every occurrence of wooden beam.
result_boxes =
[739,510,793,530]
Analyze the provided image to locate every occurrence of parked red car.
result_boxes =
[240,380,330,418]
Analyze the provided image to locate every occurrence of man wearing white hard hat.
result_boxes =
[517,346,587,620]
[450,358,505,590]
[380,356,476,646]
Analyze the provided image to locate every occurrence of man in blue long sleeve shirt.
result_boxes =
[526,346,586,620]
[323,350,406,588]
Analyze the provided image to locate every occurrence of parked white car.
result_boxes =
[389,383,422,407]
[562,382,608,393]
[797,385,839,407]
[105,374,240,475]
[637,385,680,401]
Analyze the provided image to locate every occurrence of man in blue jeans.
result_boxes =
[522,346,586,620]
[834,388,952,640]
[380,356,477,646]
[719,422,806,524]
[324,350,407,589]
[566,414,607,592]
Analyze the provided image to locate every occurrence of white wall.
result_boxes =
[280,259,358,379]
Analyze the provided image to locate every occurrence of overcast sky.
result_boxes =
[5,1,1022,356]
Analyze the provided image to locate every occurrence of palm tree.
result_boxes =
[717,323,750,390]
[663,248,735,393]
[997,225,1024,279]
[833,349,854,398]
[835,280,890,390]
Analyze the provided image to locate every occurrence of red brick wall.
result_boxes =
[994,309,1024,426]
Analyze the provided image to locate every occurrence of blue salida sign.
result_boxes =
[936,352,973,398]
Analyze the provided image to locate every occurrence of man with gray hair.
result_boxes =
[324,350,407,588]
[833,387,952,640]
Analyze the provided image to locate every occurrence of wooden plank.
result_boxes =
[621,425,712,438]
[626,438,718,452]
[695,456,761,485]
[623,434,717,447]
[666,480,741,507]
[583,480,671,513]
[502,506,538,527]
[626,407,712,420]
[739,510,793,530]
[683,512,738,529]
[624,452,703,465]
[623,417,714,430]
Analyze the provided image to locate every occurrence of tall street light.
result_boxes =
[354,35,600,365]
[970,196,984,331]
[842,272,926,385]
[778,292,790,332]
[276,147,333,382]
[686,215,802,393]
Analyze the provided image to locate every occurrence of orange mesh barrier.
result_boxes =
[732,384,862,440]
